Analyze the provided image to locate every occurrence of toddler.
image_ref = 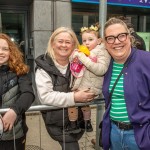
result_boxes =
[66,24,110,134]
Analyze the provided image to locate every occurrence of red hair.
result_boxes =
[0,33,29,75]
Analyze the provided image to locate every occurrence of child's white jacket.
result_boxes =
[71,43,110,96]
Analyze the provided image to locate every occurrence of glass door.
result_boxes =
[0,11,29,64]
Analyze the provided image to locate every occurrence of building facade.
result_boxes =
[0,0,150,72]
[0,0,72,72]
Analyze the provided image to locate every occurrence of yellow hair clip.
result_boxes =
[89,25,98,31]
[80,27,88,33]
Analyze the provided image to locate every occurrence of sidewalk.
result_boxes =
[25,107,97,150]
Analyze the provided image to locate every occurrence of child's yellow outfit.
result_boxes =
[66,43,110,133]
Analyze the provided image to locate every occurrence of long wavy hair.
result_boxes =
[0,33,29,75]
[46,27,79,61]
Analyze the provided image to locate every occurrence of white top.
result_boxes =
[35,62,75,107]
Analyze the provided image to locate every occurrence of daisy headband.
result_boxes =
[80,25,99,33]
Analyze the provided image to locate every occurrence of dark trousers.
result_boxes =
[0,136,26,150]
[59,141,80,150]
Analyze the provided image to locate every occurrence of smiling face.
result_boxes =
[52,32,74,64]
[0,39,10,66]
[104,23,131,64]
[82,32,100,51]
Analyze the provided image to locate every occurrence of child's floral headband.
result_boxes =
[80,27,88,33]
[80,25,99,33]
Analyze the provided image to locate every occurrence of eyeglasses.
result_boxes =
[105,33,129,44]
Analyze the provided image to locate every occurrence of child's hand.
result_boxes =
[78,45,90,56]
[72,51,80,59]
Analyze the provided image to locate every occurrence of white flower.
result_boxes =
[80,27,88,33]
[89,25,98,31]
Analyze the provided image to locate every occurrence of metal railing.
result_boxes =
[0,98,105,150]
[0,98,104,114]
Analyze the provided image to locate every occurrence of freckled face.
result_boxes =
[0,39,10,66]
[104,24,131,64]
[52,32,74,61]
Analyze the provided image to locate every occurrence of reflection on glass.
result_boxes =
[1,13,25,46]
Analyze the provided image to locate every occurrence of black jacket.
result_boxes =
[132,32,146,51]
[0,65,35,140]
[35,54,84,142]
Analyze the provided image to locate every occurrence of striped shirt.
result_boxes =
[109,62,130,123]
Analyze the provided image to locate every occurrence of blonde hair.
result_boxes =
[80,23,101,38]
[46,27,79,60]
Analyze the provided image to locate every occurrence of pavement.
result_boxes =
[25,107,97,150]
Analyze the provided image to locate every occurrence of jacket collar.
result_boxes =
[0,65,10,72]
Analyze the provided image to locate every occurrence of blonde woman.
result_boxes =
[35,27,95,150]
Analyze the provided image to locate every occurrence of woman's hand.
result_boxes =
[74,89,95,103]
[2,109,17,131]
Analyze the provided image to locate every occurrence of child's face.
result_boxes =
[0,39,10,66]
[82,32,101,51]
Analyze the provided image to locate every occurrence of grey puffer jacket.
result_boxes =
[0,65,34,140]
